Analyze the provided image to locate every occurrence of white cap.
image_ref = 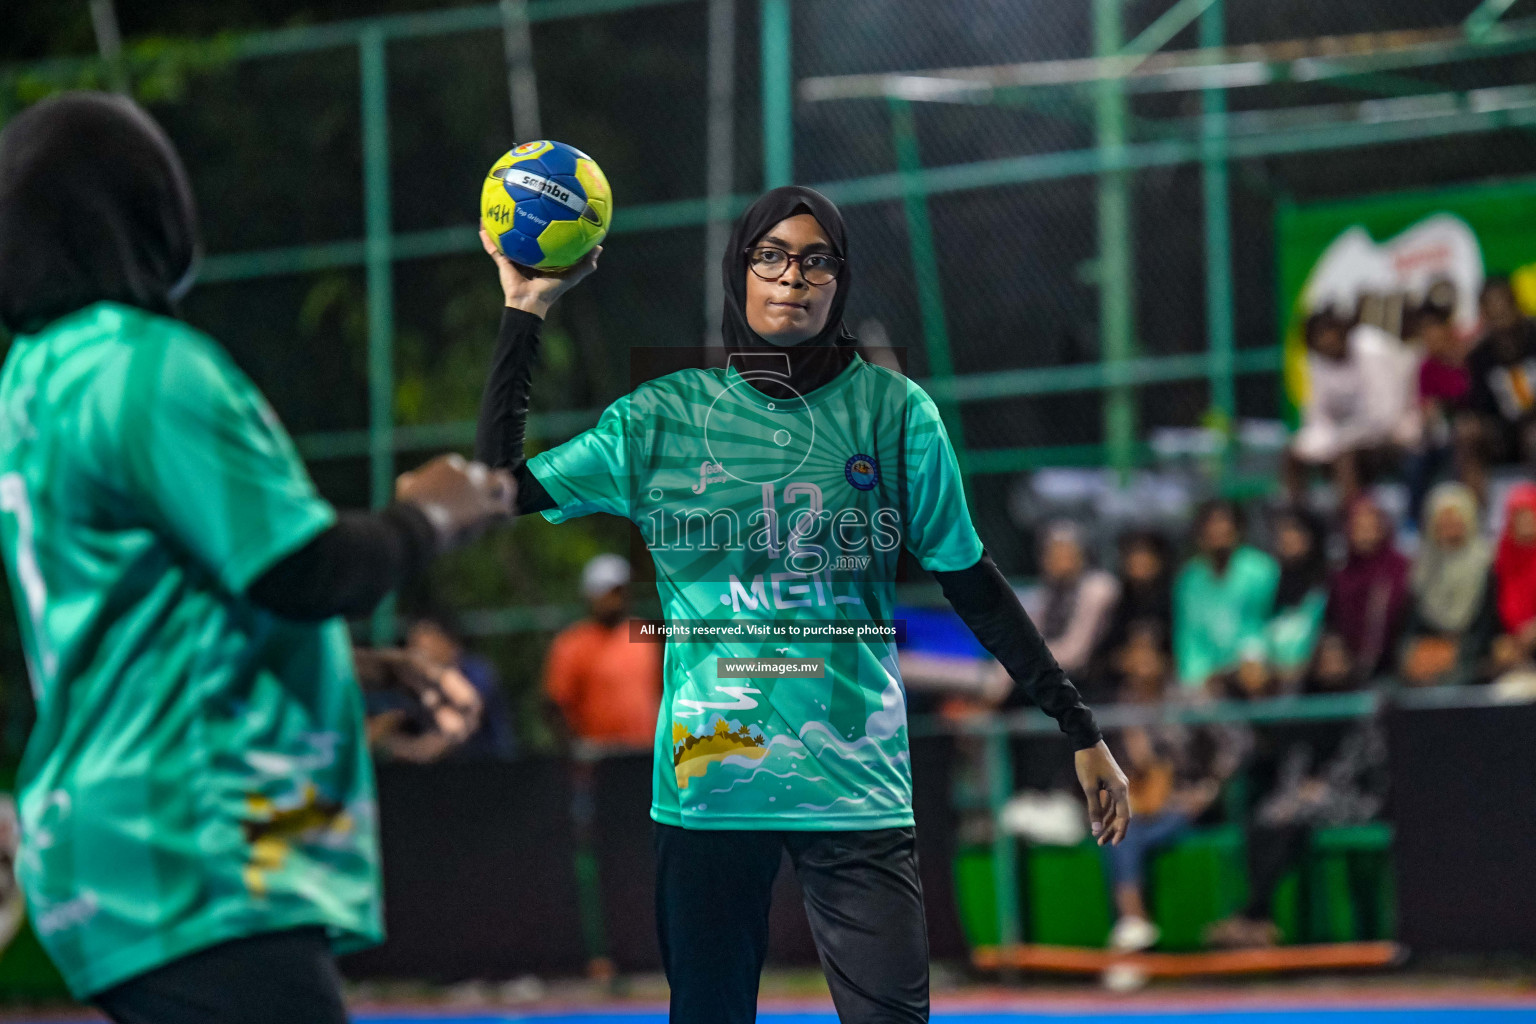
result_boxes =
[581,554,630,600]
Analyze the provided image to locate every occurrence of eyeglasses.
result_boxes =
[745,246,844,286]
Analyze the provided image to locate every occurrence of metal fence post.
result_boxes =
[986,726,1022,969]
[1095,0,1137,486]
[1202,0,1237,440]
[703,0,737,347]
[889,97,969,475]
[760,0,793,188]
[360,26,396,645]
[500,0,543,140]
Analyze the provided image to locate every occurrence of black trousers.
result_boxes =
[1244,823,1311,919]
[654,823,929,1024]
[93,926,349,1024]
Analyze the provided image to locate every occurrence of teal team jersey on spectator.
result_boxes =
[0,304,382,997]
[528,356,983,830]
[1173,545,1282,688]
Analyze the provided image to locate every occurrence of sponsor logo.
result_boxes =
[494,167,576,205]
[691,460,729,494]
[515,205,549,228]
[493,167,601,223]
[844,454,879,491]
[513,140,545,154]
[35,892,98,937]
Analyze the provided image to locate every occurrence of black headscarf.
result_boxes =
[721,185,857,399]
[1273,505,1330,611]
[0,92,199,335]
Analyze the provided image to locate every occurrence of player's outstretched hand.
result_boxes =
[1074,741,1132,847]
[480,226,600,319]
[396,453,516,554]
[352,647,484,750]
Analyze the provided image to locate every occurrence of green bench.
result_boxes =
[954,821,1395,950]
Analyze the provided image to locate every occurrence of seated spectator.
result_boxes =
[1101,623,1249,952]
[1286,311,1416,506]
[1456,277,1536,504]
[1206,642,1387,949]
[1088,530,1174,699]
[370,612,516,761]
[1325,497,1410,683]
[1174,500,1279,692]
[1489,483,1536,681]
[1405,301,1470,526]
[544,554,662,751]
[1264,507,1330,689]
[1024,521,1119,678]
[1400,483,1495,686]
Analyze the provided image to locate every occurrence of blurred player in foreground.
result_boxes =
[0,93,535,1023]
[475,185,1129,1023]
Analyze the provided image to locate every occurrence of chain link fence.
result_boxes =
[4,0,1536,727]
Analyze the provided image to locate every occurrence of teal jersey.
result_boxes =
[1172,546,1281,689]
[528,356,982,830]
[0,303,381,997]
[1265,588,1327,672]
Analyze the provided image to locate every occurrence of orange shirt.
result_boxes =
[543,618,662,748]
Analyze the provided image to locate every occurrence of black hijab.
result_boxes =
[0,92,199,335]
[721,185,857,399]
[1273,506,1330,611]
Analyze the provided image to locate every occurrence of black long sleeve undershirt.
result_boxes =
[932,551,1102,750]
[247,503,437,621]
[476,306,556,515]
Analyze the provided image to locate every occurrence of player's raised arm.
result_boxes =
[473,227,598,512]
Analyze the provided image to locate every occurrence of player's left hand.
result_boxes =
[1074,741,1132,847]
[480,226,600,318]
[352,647,484,748]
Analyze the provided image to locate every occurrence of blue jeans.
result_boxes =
[1103,809,1194,889]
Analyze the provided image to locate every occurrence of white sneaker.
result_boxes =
[1109,915,1159,952]
[1102,962,1150,993]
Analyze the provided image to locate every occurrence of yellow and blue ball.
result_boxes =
[480,140,612,270]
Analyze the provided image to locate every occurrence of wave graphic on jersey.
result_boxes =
[676,678,911,815]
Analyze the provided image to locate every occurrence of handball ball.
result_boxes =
[480,140,612,270]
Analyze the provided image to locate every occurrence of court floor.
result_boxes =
[344,1010,1535,1024]
[14,993,1536,1024]
[356,1001,1536,1024]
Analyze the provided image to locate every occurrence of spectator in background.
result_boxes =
[1101,623,1249,953]
[1286,311,1415,506]
[371,612,516,761]
[1025,521,1119,680]
[1264,508,1330,690]
[1489,483,1536,682]
[1205,672,1388,949]
[1097,532,1174,649]
[1325,497,1411,683]
[1406,301,1470,526]
[1400,483,1495,687]
[1457,277,1536,504]
[1087,530,1174,702]
[1174,500,1279,692]
[543,554,662,751]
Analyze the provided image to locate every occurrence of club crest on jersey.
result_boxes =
[844,454,880,491]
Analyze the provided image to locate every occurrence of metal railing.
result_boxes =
[5,0,1532,642]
